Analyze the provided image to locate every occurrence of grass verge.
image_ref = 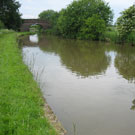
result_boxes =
[0,31,58,135]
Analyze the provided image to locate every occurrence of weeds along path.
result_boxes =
[0,32,58,135]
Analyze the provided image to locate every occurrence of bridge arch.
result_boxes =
[20,19,50,31]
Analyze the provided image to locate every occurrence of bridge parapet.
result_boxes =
[23,19,48,23]
[20,19,50,31]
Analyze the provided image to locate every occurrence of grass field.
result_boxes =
[0,31,58,135]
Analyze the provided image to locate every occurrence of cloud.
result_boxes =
[105,0,135,22]
[106,0,134,7]
[19,0,73,18]
[18,0,135,21]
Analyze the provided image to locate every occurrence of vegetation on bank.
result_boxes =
[0,31,58,135]
[116,4,135,45]
[39,0,113,40]
[1,0,135,45]
[39,10,59,34]
[0,0,22,31]
[38,0,135,45]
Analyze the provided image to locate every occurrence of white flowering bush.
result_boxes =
[116,5,135,40]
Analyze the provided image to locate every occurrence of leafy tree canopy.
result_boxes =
[39,10,59,26]
[39,10,60,34]
[0,0,22,30]
[57,0,113,39]
[116,5,135,39]
[79,14,106,40]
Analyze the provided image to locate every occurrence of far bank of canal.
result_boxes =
[22,34,135,135]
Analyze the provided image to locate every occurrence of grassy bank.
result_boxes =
[0,31,58,135]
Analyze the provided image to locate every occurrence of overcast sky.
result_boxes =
[19,0,135,22]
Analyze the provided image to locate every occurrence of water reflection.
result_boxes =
[35,36,111,78]
[29,34,39,43]
[21,36,38,47]
[115,46,135,82]
[22,34,135,135]
[55,41,110,77]
[131,99,135,110]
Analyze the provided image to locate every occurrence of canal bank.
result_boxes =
[0,31,65,135]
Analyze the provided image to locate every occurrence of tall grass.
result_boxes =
[104,27,118,42]
[0,32,58,135]
[126,32,135,46]
[102,26,135,45]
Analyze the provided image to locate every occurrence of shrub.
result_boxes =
[116,4,135,40]
[79,14,106,40]
[57,0,113,39]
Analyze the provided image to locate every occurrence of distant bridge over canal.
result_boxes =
[20,19,50,31]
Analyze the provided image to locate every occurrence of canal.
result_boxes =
[22,34,135,135]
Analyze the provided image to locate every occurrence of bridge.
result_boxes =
[20,19,50,31]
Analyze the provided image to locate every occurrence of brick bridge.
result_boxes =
[20,19,50,31]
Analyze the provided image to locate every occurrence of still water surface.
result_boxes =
[22,34,135,135]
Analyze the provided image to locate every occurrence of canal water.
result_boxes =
[22,34,135,135]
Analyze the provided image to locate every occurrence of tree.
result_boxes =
[57,0,113,39]
[39,10,59,34]
[39,10,59,26]
[116,5,135,40]
[79,14,106,40]
[0,0,22,30]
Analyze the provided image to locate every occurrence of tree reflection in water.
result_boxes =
[22,35,135,135]
[131,99,135,110]
[39,35,111,78]
[115,46,135,83]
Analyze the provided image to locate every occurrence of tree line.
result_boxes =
[39,0,135,44]
[39,0,113,40]
[0,0,135,44]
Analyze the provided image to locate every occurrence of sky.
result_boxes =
[19,0,135,23]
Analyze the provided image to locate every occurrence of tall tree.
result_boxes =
[39,10,59,34]
[39,10,59,26]
[0,0,22,30]
[57,0,113,39]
